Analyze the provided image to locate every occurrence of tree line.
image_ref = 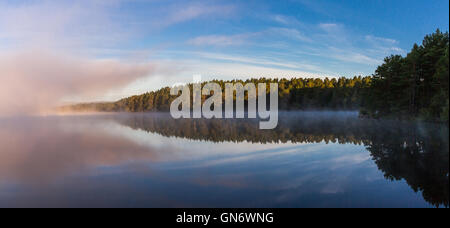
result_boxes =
[64,76,372,112]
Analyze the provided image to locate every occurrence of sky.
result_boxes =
[0,0,448,112]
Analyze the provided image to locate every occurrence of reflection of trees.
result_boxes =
[113,112,449,208]
[366,124,449,208]
[114,112,373,145]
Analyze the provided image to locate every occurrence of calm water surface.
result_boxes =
[0,112,448,208]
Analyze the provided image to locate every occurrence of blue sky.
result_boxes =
[112,0,449,76]
[0,0,449,102]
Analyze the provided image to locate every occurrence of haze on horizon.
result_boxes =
[0,0,448,115]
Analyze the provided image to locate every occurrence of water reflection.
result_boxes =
[114,112,449,207]
[0,117,166,184]
[0,112,448,207]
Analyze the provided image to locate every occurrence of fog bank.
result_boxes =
[0,50,155,116]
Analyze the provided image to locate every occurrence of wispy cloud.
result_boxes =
[188,61,333,80]
[0,0,236,50]
[317,23,349,44]
[268,28,313,43]
[365,35,398,45]
[187,33,254,46]
[0,0,128,50]
[189,52,326,73]
[181,19,401,77]
[326,47,383,65]
[188,27,313,47]
[271,14,302,26]
[318,23,340,32]
[310,23,404,66]
[364,35,405,55]
[154,2,236,28]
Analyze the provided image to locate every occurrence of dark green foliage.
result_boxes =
[64,76,372,112]
[361,30,449,122]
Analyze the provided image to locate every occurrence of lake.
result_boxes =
[0,112,448,208]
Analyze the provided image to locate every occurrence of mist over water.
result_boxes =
[0,112,447,208]
[0,50,157,116]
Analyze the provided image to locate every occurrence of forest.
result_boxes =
[361,29,449,122]
[64,76,372,112]
[64,30,449,122]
